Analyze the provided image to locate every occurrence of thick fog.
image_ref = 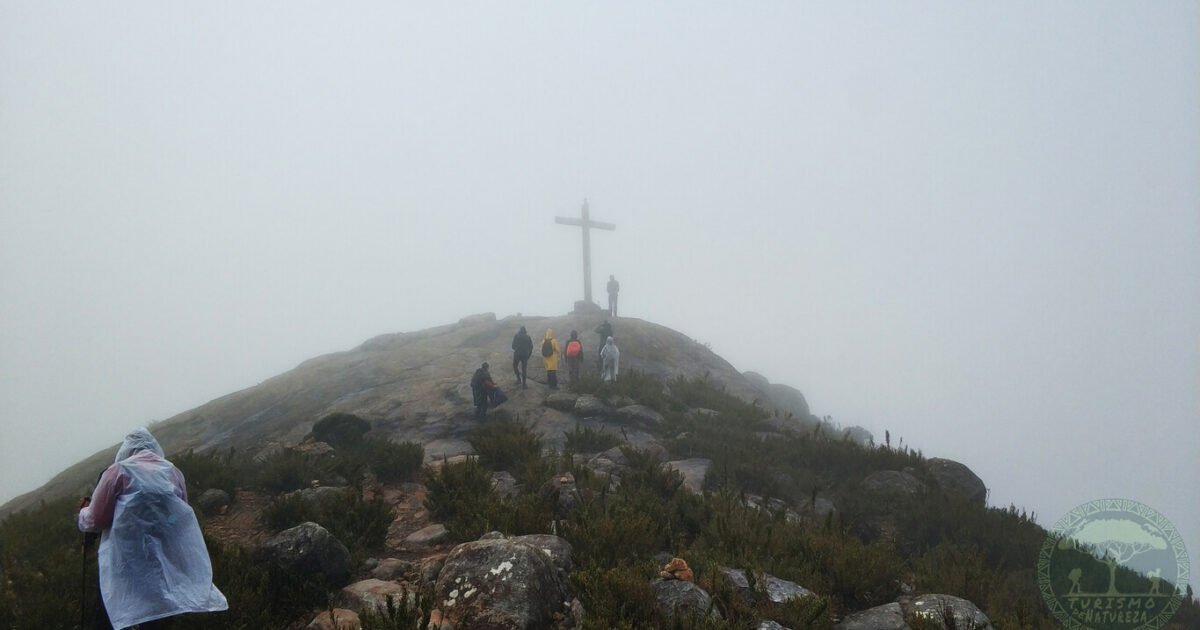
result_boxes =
[2,2,1197,579]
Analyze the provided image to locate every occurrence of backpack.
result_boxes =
[541,339,555,357]
[565,340,582,358]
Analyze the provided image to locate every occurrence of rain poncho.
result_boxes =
[541,328,560,371]
[600,336,620,382]
[78,428,228,629]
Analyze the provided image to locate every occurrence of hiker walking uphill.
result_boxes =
[541,328,561,390]
[607,275,620,317]
[511,325,533,388]
[564,331,584,384]
[77,428,228,630]
[601,336,620,382]
[595,320,613,368]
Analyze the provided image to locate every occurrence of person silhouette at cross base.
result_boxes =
[607,274,620,317]
[77,428,228,630]
[511,325,533,388]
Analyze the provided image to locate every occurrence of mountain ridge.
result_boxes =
[1,311,838,518]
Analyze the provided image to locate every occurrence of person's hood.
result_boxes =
[570,330,579,339]
[518,326,527,334]
[606,336,616,346]
[545,328,554,339]
[115,427,165,463]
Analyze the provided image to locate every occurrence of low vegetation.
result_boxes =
[2,379,1197,629]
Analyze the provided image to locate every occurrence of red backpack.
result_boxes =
[565,340,582,358]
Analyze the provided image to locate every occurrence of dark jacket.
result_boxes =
[512,328,534,359]
[471,368,493,406]
[595,322,613,341]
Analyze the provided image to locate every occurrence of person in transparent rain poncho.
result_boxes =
[77,428,228,629]
[600,336,620,383]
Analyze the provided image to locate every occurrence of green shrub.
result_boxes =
[467,418,551,486]
[312,412,371,448]
[423,457,499,541]
[359,438,424,483]
[261,488,392,555]
[253,450,333,494]
[357,587,436,630]
[174,448,241,499]
[564,422,622,453]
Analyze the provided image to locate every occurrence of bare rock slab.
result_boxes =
[406,524,449,547]
[340,578,415,615]
[665,459,712,494]
[307,608,361,630]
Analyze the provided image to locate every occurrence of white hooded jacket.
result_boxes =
[77,428,228,629]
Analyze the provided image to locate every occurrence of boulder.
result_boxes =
[652,579,719,621]
[719,568,813,605]
[306,608,361,630]
[573,395,610,417]
[762,574,813,603]
[492,471,520,499]
[434,536,570,629]
[512,534,575,576]
[539,472,578,518]
[925,458,987,505]
[340,578,415,614]
[195,488,231,515]
[294,440,337,461]
[758,622,790,630]
[906,593,994,629]
[285,486,348,505]
[767,383,811,419]
[742,371,772,392]
[665,459,711,494]
[260,522,351,587]
[836,602,907,630]
[543,392,579,412]
[372,558,417,581]
[405,524,449,547]
[615,405,665,427]
[862,470,926,497]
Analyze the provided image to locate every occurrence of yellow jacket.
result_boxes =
[541,329,560,370]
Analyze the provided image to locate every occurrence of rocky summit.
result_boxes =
[1,311,840,516]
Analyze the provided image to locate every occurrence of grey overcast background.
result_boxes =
[2,2,1197,578]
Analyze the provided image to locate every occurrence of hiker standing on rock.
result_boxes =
[471,362,497,418]
[564,331,584,384]
[607,274,620,317]
[511,325,533,388]
[594,320,613,369]
[541,328,561,390]
[601,336,620,383]
[77,428,228,630]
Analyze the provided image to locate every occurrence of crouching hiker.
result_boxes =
[77,428,228,630]
[471,362,497,418]
[601,336,620,382]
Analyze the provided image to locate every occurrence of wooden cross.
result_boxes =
[555,199,615,304]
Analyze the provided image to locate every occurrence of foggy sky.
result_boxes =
[2,2,1197,582]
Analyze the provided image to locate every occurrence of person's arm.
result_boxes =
[78,464,125,532]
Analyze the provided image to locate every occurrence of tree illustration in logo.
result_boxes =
[1059,518,1169,595]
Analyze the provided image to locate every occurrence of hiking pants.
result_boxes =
[513,354,528,385]
[547,370,558,390]
[567,356,582,383]
[608,293,618,317]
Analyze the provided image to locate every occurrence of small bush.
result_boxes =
[261,488,392,555]
[423,457,499,541]
[312,412,371,448]
[253,450,333,494]
[359,438,424,483]
[173,448,241,499]
[565,422,622,453]
[357,587,436,630]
